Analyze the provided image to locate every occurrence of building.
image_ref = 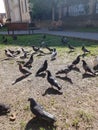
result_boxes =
[55,0,98,27]
[62,0,97,17]
[3,0,31,22]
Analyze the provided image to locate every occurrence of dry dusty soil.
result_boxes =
[0,46,98,130]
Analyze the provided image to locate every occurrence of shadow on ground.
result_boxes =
[82,73,95,79]
[42,87,63,96]
[25,117,56,130]
[56,75,73,84]
[12,73,32,85]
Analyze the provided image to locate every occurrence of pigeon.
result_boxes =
[51,48,57,60]
[82,45,90,54]
[46,46,54,53]
[18,63,32,75]
[24,53,33,68]
[40,41,46,48]
[82,60,95,75]
[42,34,46,39]
[21,48,29,54]
[46,70,62,90]
[28,98,56,123]
[56,65,73,76]
[68,44,75,51]
[32,45,40,52]
[15,50,21,55]
[61,36,68,45]
[72,55,81,66]
[35,60,48,76]
[20,52,27,59]
[4,50,14,57]
[0,103,10,115]
[8,49,15,55]
[32,45,45,54]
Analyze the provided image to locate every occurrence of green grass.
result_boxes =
[0,27,7,32]
[0,34,98,55]
[77,110,94,123]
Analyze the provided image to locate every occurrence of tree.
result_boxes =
[28,0,52,20]
[28,0,66,21]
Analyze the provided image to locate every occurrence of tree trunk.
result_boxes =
[52,6,55,21]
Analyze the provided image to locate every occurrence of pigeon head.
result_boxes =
[17,63,21,66]
[32,45,34,47]
[4,50,7,53]
[28,98,37,106]
[46,70,51,76]
[21,48,25,51]
[78,55,81,57]
[44,60,47,63]
[30,53,33,58]
[82,60,86,65]
[82,45,84,49]
[4,105,11,113]
[53,48,56,52]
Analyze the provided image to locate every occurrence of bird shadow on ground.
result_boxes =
[51,58,56,61]
[1,57,13,61]
[0,112,9,116]
[68,50,75,53]
[82,73,95,79]
[36,53,45,57]
[72,66,81,72]
[42,87,63,96]
[12,73,32,85]
[25,117,56,130]
[16,60,25,64]
[45,52,52,55]
[35,73,46,78]
[24,65,32,69]
[82,53,88,58]
[56,75,73,84]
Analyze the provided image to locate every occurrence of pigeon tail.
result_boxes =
[42,110,56,123]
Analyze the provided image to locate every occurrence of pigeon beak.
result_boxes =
[28,98,31,101]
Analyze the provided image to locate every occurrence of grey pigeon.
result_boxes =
[82,60,95,75]
[51,48,57,60]
[82,45,90,54]
[28,98,56,123]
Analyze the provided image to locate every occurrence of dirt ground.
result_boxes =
[0,46,98,130]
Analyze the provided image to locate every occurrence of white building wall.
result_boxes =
[3,0,30,22]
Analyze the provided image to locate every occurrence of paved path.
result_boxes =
[0,28,98,41]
